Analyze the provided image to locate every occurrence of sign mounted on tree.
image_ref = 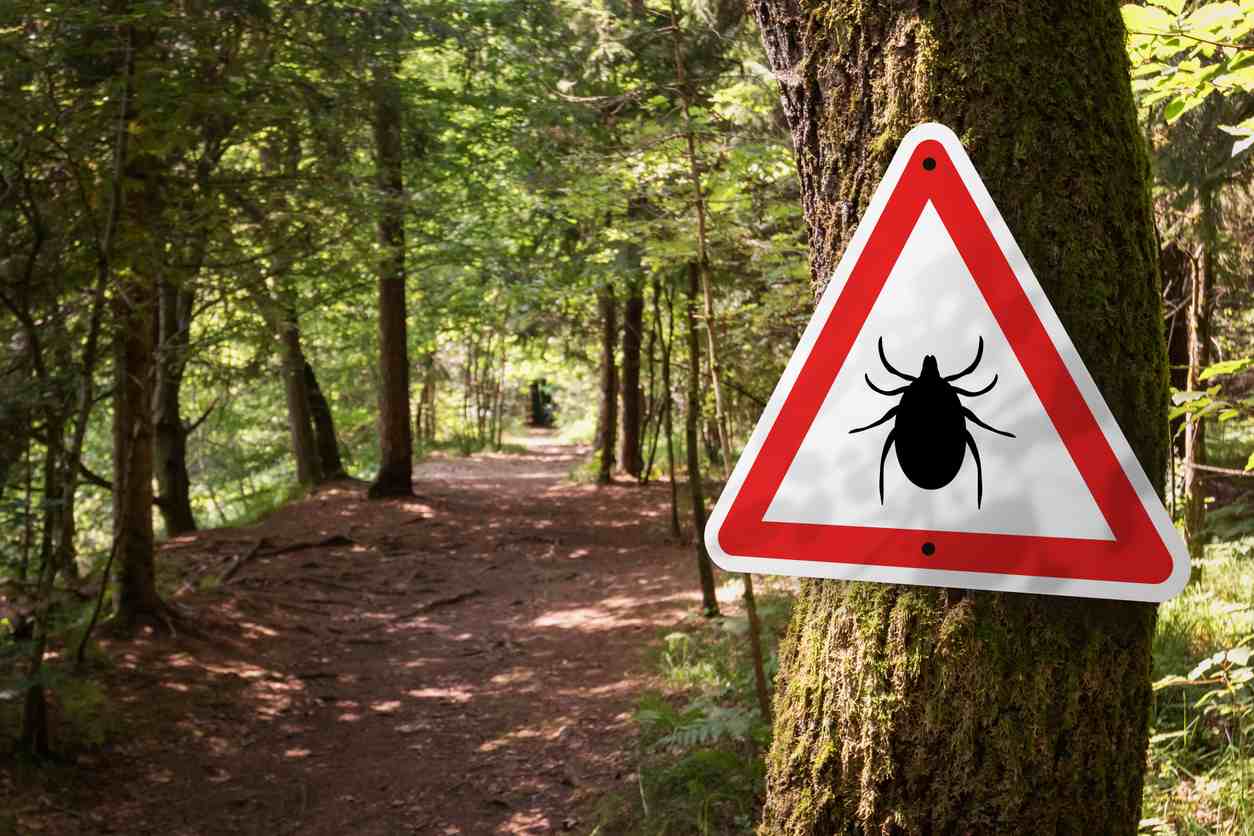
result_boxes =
[705,123,1189,602]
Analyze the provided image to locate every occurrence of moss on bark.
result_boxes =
[752,1,1167,832]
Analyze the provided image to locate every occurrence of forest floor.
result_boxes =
[4,432,718,835]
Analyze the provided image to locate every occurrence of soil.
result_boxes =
[2,433,723,835]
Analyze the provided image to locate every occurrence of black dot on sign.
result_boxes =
[922,157,937,171]
[921,542,936,556]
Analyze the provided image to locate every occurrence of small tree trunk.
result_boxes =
[280,317,322,487]
[670,7,770,718]
[367,40,413,499]
[597,282,619,484]
[655,276,683,539]
[620,274,645,479]
[1182,186,1215,561]
[304,360,346,480]
[684,264,720,616]
[753,0,1166,830]
[154,279,197,534]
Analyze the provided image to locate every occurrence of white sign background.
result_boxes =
[765,203,1114,541]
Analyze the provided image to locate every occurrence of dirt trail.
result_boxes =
[6,434,715,835]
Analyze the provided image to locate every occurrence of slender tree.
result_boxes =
[597,281,619,484]
[620,271,645,478]
[154,279,198,534]
[684,263,720,617]
[366,0,414,499]
[305,361,346,480]
[112,17,171,628]
[752,2,1167,832]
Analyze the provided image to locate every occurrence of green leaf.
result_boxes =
[1182,1,1244,31]
[1164,96,1189,121]
[1198,356,1253,380]
[1171,389,1207,405]
[1226,646,1252,666]
[1150,0,1185,13]
[1123,3,1177,31]
[1245,451,1254,472]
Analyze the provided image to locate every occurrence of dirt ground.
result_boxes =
[3,433,722,835]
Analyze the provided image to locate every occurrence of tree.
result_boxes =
[684,263,720,617]
[752,1,1167,832]
[596,281,619,483]
[366,1,414,499]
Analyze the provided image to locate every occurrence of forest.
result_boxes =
[1,0,1253,833]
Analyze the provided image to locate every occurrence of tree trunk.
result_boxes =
[112,16,167,626]
[753,2,1166,832]
[1161,241,1192,464]
[280,317,322,487]
[154,279,197,535]
[597,282,619,484]
[367,37,413,499]
[113,262,163,625]
[1182,186,1215,561]
[620,273,645,479]
[684,264,720,617]
[304,360,346,480]
[657,277,683,540]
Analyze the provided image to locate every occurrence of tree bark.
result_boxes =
[684,264,720,617]
[279,317,322,487]
[597,282,619,484]
[154,279,197,535]
[753,1,1166,832]
[1182,185,1215,561]
[1161,241,1192,463]
[113,256,163,624]
[655,277,684,540]
[304,360,346,480]
[367,33,414,499]
[112,16,168,627]
[620,271,645,479]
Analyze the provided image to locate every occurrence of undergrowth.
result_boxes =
[592,538,1254,835]
[591,583,793,835]
[1144,534,1254,835]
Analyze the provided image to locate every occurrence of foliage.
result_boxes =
[590,585,792,835]
[1123,0,1254,149]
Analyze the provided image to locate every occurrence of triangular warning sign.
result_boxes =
[705,123,1189,602]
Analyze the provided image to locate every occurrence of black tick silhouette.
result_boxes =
[849,336,1015,508]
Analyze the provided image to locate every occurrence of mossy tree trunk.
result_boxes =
[753,1,1167,832]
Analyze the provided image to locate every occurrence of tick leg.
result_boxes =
[850,405,898,434]
[945,336,985,381]
[964,429,983,508]
[879,429,896,505]
[865,373,909,396]
[962,407,1015,438]
[878,337,916,382]
[952,374,998,397]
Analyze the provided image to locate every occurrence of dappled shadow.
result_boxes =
[5,433,718,835]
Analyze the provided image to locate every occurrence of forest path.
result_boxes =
[14,433,711,835]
